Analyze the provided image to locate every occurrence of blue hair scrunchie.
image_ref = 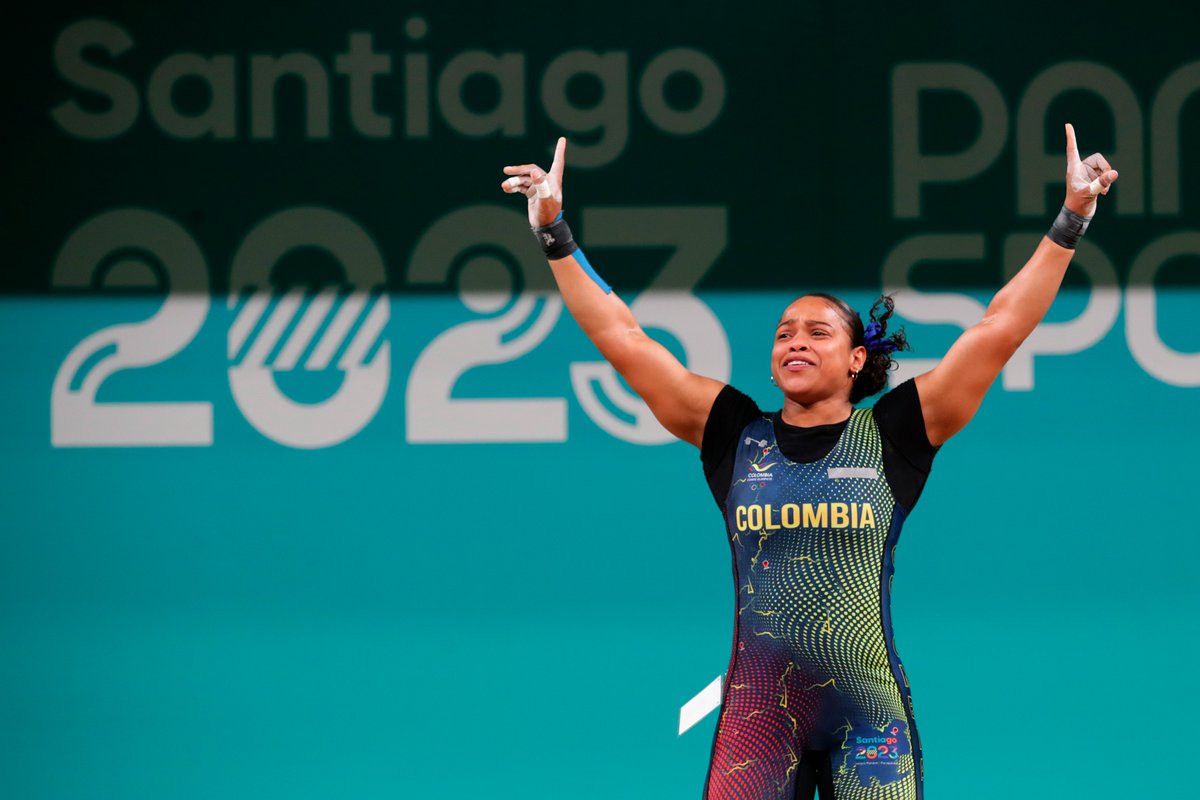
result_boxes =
[863,320,899,355]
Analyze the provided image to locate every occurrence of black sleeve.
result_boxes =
[872,378,940,512]
[700,385,762,511]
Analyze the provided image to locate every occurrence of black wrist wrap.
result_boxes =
[1046,205,1091,250]
[532,218,579,261]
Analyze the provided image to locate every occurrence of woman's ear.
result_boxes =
[851,345,868,372]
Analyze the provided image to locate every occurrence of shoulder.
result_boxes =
[870,378,939,471]
[872,378,922,428]
[701,384,763,474]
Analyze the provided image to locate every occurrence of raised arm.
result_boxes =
[500,138,723,447]
[915,123,1118,446]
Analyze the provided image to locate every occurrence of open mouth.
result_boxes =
[781,357,815,371]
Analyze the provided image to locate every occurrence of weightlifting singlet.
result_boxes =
[703,401,926,800]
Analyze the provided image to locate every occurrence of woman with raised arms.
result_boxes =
[500,125,1116,800]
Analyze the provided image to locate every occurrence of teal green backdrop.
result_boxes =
[2,2,1198,799]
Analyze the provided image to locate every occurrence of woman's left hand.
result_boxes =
[1064,123,1118,218]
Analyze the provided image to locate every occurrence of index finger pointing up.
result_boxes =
[550,137,567,185]
[1065,123,1080,167]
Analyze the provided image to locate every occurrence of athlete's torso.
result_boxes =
[704,400,928,799]
[725,409,907,741]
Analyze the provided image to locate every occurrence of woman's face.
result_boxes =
[770,296,867,403]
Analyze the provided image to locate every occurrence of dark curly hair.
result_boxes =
[800,293,911,404]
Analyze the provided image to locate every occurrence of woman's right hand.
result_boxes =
[500,136,566,228]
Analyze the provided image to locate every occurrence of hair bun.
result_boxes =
[852,296,910,404]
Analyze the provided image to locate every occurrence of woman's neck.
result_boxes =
[780,394,852,428]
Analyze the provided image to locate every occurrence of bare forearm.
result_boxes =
[548,253,642,354]
[982,124,1116,346]
[912,124,1116,445]
[983,237,1074,343]
[498,138,720,446]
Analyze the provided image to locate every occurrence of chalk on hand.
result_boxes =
[536,180,552,199]
[505,176,522,190]
[1087,177,1104,195]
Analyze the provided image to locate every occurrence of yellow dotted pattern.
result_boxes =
[715,409,920,800]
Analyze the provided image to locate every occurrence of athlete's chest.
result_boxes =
[725,411,895,536]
